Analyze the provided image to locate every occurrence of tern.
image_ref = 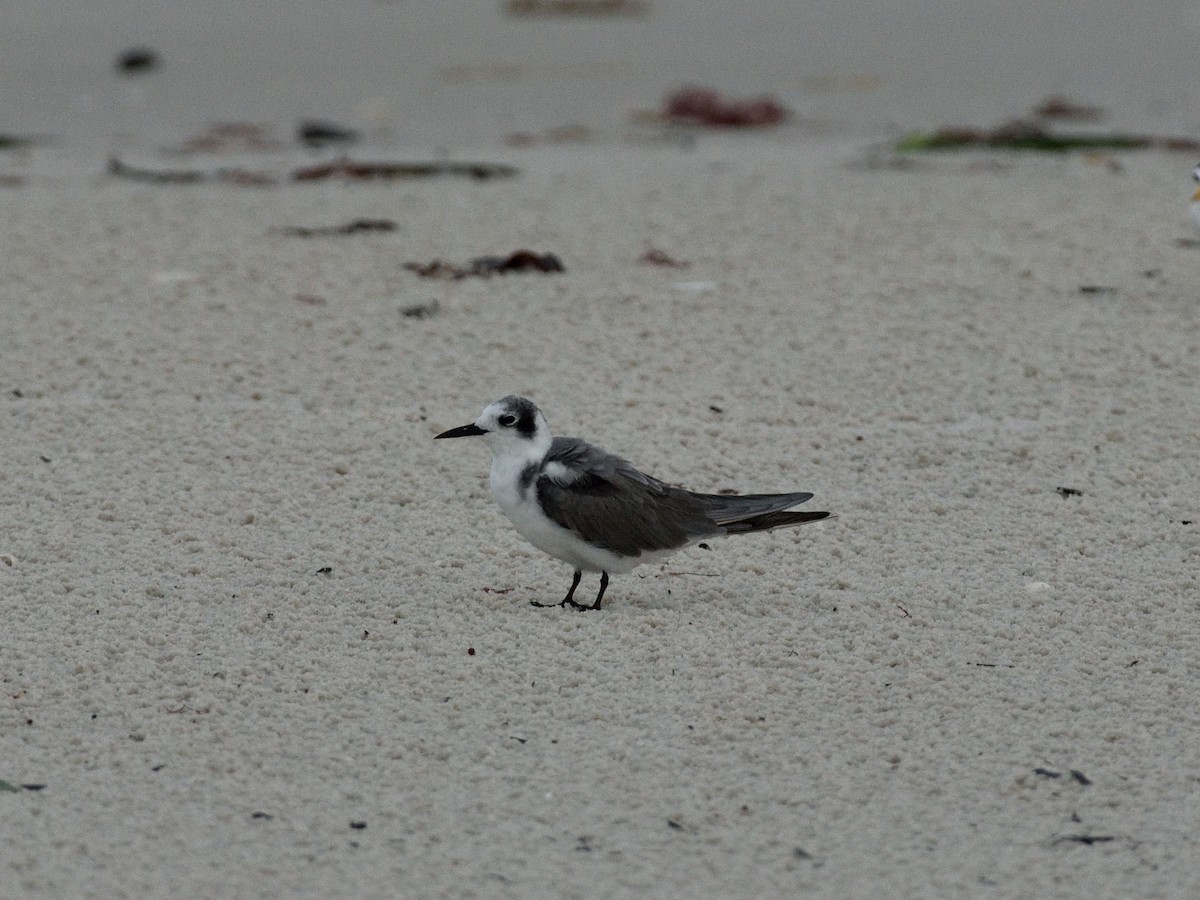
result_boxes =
[435,396,831,610]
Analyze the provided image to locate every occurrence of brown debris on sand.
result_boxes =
[173,122,281,155]
[404,250,565,279]
[896,97,1200,154]
[505,0,647,16]
[108,156,518,186]
[504,124,595,147]
[661,86,789,128]
[291,158,518,182]
[637,245,689,268]
[274,219,398,238]
[1033,95,1105,122]
[896,120,1200,153]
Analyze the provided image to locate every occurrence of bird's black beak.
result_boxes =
[435,423,487,439]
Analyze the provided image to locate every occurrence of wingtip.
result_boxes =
[721,509,833,533]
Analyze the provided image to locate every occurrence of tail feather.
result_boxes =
[694,491,815,526]
[720,509,832,534]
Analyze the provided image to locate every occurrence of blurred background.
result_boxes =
[4,0,1200,157]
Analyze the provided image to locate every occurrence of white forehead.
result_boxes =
[475,395,544,437]
[481,398,513,418]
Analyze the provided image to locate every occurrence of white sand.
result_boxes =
[3,3,1200,898]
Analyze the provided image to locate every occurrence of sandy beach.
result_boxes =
[3,2,1200,897]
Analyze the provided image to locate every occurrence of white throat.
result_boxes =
[485,422,550,500]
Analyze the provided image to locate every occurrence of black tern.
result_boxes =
[436,396,831,610]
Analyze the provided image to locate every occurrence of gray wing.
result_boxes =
[535,438,717,557]
[693,491,816,525]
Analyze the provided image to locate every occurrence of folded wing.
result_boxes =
[535,438,829,557]
[535,438,713,557]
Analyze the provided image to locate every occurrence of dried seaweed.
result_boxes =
[661,86,789,128]
[404,250,564,279]
[896,119,1200,154]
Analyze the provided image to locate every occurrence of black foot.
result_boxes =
[562,572,608,611]
[530,571,609,611]
[532,570,583,609]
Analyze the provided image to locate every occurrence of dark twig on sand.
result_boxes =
[505,0,647,16]
[404,250,565,279]
[291,158,518,182]
[108,156,519,186]
[274,219,397,237]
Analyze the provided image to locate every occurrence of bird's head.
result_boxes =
[435,395,552,459]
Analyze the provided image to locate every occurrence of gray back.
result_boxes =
[534,438,716,557]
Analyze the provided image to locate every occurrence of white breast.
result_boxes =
[488,453,650,574]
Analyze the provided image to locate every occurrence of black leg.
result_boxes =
[583,572,609,611]
[564,571,607,611]
[532,570,582,608]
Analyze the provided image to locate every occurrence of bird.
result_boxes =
[1189,164,1200,232]
[435,395,831,610]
